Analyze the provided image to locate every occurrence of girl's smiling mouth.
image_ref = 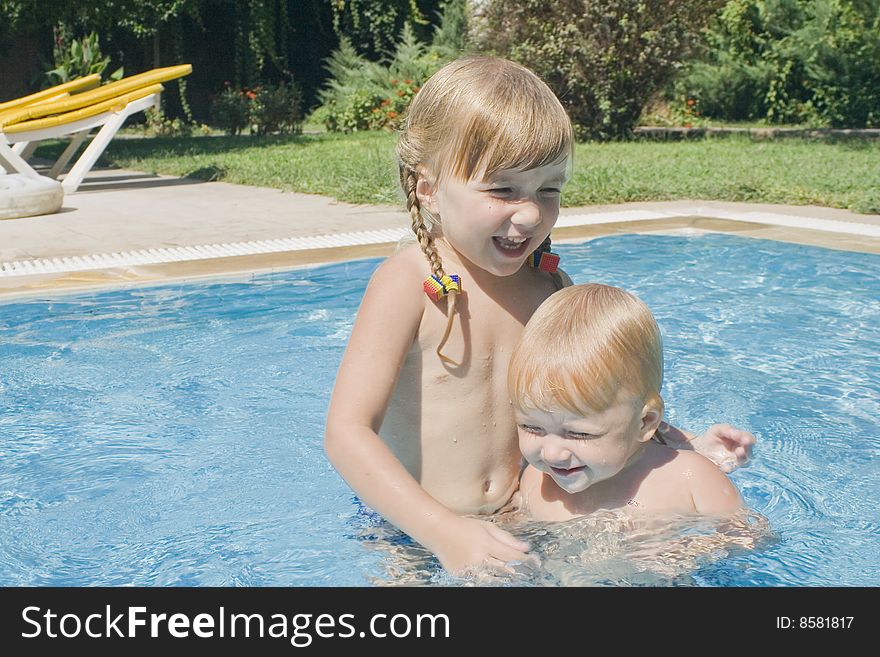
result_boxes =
[492,236,531,257]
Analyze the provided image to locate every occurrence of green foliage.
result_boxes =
[45,27,124,86]
[430,0,471,56]
[312,24,452,132]
[143,106,194,137]
[250,83,304,135]
[476,0,723,140]
[211,86,252,135]
[675,0,880,127]
[210,81,303,135]
[330,0,439,59]
[2,0,202,38]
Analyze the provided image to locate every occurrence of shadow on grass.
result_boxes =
[32,132,352,164]
[185,165,227,182]
[108,133,330,159]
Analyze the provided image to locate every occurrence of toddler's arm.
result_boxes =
[679,451,744,515]
[324,256,530,574]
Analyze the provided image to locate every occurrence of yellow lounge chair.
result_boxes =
[0,74,102,113]
[0,64,192,194]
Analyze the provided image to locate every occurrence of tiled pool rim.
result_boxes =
[2,205,879,298]
[4,206,879,277]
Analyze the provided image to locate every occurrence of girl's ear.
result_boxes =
[415,170,439,213]
[638,405,662,443]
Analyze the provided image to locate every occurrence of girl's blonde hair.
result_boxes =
[396,56,573,363]
[508,283,664,415]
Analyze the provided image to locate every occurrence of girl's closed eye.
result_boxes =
[518,424,545,436]
[566,431,596,440]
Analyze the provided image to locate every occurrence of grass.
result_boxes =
[36,130,880,214]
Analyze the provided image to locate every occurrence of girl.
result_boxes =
[324,56,754,574]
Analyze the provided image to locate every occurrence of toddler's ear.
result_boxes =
[639,406,662,443]
[415,171,439,212]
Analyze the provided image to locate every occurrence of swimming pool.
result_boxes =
[1,232,877,586]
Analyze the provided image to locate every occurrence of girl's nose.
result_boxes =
[511,200,542,229]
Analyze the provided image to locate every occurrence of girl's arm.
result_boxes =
[324,255,531,574]
[657,422,756,473]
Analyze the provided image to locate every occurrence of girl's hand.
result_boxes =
[690,423,756,473]
[433,517,537,576]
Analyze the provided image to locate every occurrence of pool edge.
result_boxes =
[1,209,878,300]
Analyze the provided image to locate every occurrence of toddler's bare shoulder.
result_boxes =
[661,448,730,485]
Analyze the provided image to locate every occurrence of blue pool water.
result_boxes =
[1,232,877,586]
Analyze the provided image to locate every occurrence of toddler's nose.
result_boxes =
[540,439,571,465]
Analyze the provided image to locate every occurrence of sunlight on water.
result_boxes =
[360,509,772,587]
[1,233,877,586]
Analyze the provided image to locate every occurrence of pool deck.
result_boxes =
[1,164,879,299]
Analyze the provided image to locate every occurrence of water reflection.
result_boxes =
[363,508,772,587]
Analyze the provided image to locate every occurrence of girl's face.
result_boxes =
[514,394,661,494]
[417,159,569,277]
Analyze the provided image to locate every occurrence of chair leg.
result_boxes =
[50,131,90,178]
[60,112,127,193]
[20,142,38,160]
[0,139,41,178]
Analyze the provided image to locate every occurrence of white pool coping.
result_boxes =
[1,205,878,279]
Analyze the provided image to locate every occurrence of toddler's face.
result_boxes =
[418,159,569,277]
[515,393,659,494]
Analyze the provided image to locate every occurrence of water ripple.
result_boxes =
[1,234,877,586]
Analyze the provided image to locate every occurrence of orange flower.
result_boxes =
[412,86,420,93]
[246,91,256,100]
[404,79,412,85]
[397,90,406,97]
[687,98,696,106]
[387,111,398,119]
[391,78,398,85]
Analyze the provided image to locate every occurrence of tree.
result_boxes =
[676,0,880,126]
[476,0,724,140]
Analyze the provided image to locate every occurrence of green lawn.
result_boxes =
[36,131,880,214]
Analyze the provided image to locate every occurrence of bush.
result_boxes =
[210,81,304,136]
[475,0,723,140]
[143,107,194,138]
[310,18,458,133]
[211,86,251,135]
[674,0,880,127]
[250,83,303,135]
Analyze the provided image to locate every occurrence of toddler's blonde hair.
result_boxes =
[396,56,573,363]
[508,283,664,415]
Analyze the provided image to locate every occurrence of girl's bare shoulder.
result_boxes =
[367,244,428,294]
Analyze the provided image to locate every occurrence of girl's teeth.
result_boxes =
[496,237,527,250]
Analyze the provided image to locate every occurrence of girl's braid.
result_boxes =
[402,165,445,280]
[401,164,460,366]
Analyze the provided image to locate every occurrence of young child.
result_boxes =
[324,56,753,574]
[509,283,743,520]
